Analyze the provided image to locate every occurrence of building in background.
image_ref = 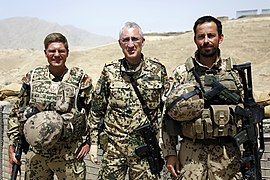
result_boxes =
[236,9,270,18]
[262,8,270,15]
[236,9,258,18]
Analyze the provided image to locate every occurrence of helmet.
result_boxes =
[23,111,63,150]
[165,83,204,121]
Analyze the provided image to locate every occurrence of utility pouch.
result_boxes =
[203,108,213,139]
[194,118,204,139]
[211,105,230,137]
[182,109,212,140]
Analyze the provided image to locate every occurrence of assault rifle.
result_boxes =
[134,124,165,178]
[233,62,265,180]
[11,135,29,180]
[204,80,241,105]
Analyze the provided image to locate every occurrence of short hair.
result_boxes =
[193,16,222,36]
[119,22,144,39]
[44,32,69,51]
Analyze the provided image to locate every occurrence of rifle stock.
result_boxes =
[204,80,241,104]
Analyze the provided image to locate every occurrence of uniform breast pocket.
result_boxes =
[141,81,163,109]
[109,81,130,108]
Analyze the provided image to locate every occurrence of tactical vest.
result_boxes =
[27,66,88,141]
[180,57,244,139]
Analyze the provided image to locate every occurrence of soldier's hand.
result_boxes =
[89,144,100,164]
[166,155,180,177]
[76,143,90,161]
[8,145,21,165]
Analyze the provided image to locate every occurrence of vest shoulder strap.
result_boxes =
[224,57,236,71]
[30,66,49,82]
[65,67,85,87]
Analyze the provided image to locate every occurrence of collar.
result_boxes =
[120,54,144,76]
[194,50,223,72]
[48,66,68,82]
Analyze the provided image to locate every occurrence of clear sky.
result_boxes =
[1,0,269,38]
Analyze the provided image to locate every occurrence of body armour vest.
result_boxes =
[28,66,88,141]
[180,57,244,139]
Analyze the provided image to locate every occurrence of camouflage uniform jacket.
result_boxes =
[89,56,167,145]
[162,52,243,158]
[7,65,93,148]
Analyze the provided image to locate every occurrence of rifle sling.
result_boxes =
[128,74,165,177]
[192,66,206,93]
[128,75,153,123]
[166,87,201,113]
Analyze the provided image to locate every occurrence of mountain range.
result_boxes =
[0,17,115,50]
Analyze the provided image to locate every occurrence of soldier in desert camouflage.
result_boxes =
[162,16,243,179]
[89,22,167,179]
[7,32,92,179]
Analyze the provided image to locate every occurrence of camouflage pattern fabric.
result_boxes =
[165,82,204,121]
[162,53,243,179]
[23,111,63,150]
[7,65,92,179]
[25,142,86,180]
[98,140,157,180]
[90,56,167,179]
[175,139,242,180]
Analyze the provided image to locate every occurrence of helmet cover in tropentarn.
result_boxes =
[23,111,63,150]
[165,83,204,121]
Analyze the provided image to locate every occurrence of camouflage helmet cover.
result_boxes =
[165,83,204,121]
[23,111,63,150]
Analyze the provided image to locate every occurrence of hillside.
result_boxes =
[0,15,270,180]
[0,17,115,50]
[0,16,269,92]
